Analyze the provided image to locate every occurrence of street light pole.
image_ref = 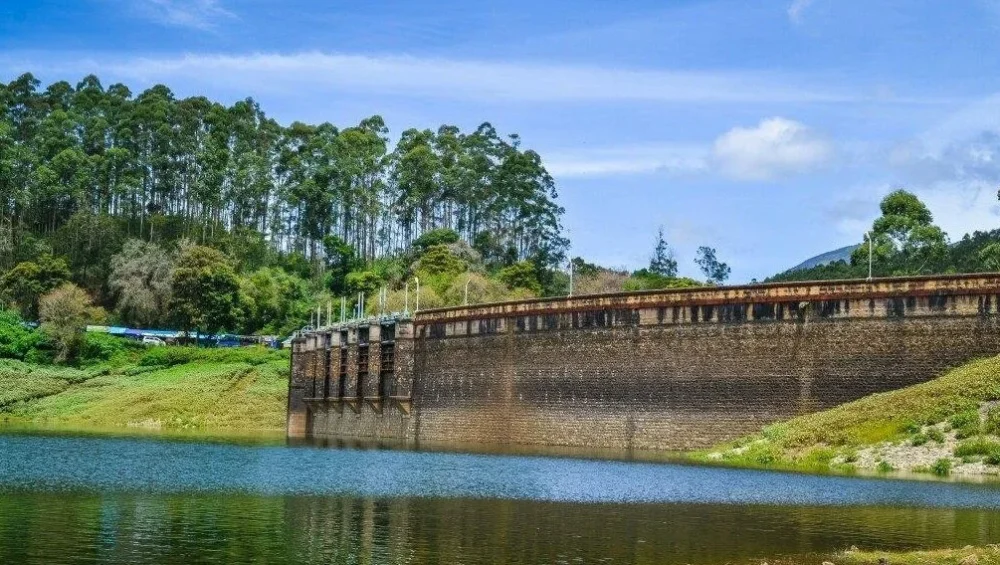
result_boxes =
[415,277,420,313]
[867,231,873,281]
[569,259,574,297]
[464,276,471,306]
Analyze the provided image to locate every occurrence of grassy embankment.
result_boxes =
[0,347,289,433]
[693,355,1000,477]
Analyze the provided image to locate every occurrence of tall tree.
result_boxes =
[169,245,240,337]
[38,282,94,363]
[851,189,948,275]
[649,228,678,277]
[109,239,173,327]
[695,246,731,284]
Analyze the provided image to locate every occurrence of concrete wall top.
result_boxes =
[413,273,1000,325]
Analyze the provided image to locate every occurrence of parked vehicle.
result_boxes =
[142,336,166,346]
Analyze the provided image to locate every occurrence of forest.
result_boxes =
[0,72,580,338]
[0,72,726,355]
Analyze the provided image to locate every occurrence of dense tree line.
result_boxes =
[0,73,565,274]
[0,73,569,335]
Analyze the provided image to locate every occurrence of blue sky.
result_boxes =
[3,0,1000,281]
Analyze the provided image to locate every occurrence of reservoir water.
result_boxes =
[2,431,1000,564]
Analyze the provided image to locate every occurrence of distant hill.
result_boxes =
[788,244,859,272]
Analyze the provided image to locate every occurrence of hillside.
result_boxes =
[697,355,1000,477]
[787,244,859,272]
[0,348,288,432]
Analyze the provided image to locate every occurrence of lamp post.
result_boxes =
[464,276,471,306]
[403,282,409,316]
[867,231,873,281]
[414,277,420,313]
[568,259,574,297]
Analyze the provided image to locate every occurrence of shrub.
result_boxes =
[953,437,1000,458]
[902,421,922,435]
[497,261,542,295]
[78,333,145,365]
[724,441,784,466]
[985,406,1000,436]
[0,310,43,360]
[926,428,945,443]
[138,346,284,368]
[931,458,952,476]
[911,433,928,446]
[799,447,835,468]
[623,270,703,292]
[950,409,981,439]
[876,460,895,473]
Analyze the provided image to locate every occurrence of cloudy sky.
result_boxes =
[3,0,1000,281]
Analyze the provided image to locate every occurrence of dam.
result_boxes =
[288,274,1000,450]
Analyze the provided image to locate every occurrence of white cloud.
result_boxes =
[133,0,235,31]
[712,117,834,181]
[916,181,1000,240]
[0,51,868,105]
[787,0,816,24]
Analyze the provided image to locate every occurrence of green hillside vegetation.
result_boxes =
[697,355,1000,476]
[0,350,288,431]
[0,310,288,431]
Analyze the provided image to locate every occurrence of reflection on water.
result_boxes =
[2,432,1000,564]
[4,493,1000,564]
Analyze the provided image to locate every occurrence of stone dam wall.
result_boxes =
[288,274,1000,450]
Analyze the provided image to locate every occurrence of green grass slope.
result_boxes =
[0,348,289,431]
[697,355,1000,474]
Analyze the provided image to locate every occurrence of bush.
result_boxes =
[876,460,895,473]
[926,428,945,443]
[78,333,145,365]
[497,261,542,295]
[138,346,284,368]
[0,310,43,360]
[953,437,1000,458]
[931,458,952,476]
[623,270,703,291]
[911,433,928,446]
[986,406,1000,436]
[950,409,981,439]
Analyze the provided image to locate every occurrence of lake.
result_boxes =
[2,431,1000,564]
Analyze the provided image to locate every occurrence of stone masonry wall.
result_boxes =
[290,274,1000,450]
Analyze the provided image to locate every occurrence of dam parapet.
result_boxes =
[289,274,1000,449]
